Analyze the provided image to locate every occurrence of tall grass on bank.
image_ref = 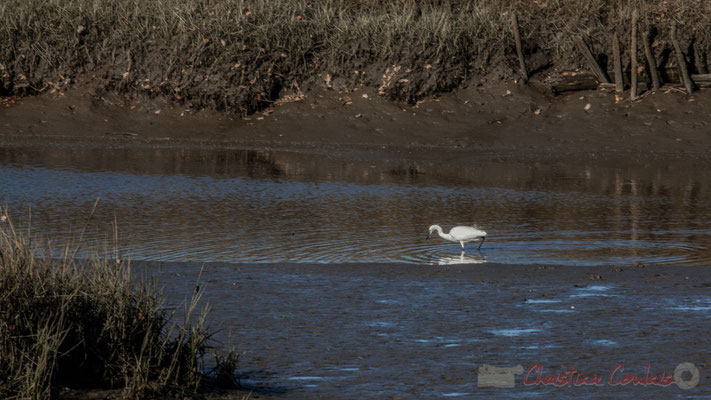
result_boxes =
[1,0,710,114]
[0,212,238,399]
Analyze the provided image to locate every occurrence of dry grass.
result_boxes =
[0,0,709,113]
[0,210,239,399]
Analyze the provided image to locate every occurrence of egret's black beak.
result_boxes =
[477,236,486,250]
[426,232,431,240]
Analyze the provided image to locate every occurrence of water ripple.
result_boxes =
[2,164,711,266]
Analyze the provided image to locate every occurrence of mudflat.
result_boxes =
[142,261,711,398]
[1,84,710,169]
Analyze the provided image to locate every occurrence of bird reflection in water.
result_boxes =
[437,251,487,265]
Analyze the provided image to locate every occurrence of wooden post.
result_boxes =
[630,10,639,99]
[671,22,694,95]
[574,36,610,83]
[694,43,708,74]
[612,32,624,92]
[511,12,528,83]
[643,27,661,90]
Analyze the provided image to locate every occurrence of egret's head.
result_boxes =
[426,225,440,239]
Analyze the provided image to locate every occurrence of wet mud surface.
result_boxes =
[2,84,711,168]
[141,261,711,399]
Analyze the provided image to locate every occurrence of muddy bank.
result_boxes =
[137,261,711,399]
[1,84,711,169]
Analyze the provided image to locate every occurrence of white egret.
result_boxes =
[427,225,487,250]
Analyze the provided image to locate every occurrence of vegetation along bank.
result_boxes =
[1,0,711,115]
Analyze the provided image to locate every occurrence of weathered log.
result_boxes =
[612,32,624,93]
[547,70,708,94]
[643,27,661,90]
[511,12,528,83]
[574,36,610,83]
[670,23,694,95]
[630,10,639,99]
[547,73,599,93]
[690,74,711,88]
[547,73,668,94]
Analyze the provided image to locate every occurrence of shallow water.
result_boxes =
[1,147,711,266]
[146,262,711,399]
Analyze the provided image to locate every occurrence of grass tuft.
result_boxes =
[0,210,238,399]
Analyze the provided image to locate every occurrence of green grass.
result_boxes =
[0,211,239,399]
[0,0,710,114]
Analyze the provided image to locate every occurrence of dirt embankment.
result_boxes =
[1,81,710,170]
[1,1,710,166]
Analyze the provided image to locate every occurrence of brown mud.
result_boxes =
[1,83,711,170]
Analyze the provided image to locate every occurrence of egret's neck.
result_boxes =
[435,227,454,241]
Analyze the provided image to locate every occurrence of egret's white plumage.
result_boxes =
[427,224,487,250]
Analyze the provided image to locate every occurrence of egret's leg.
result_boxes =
[460,242,465,251]
[477,236,486,250]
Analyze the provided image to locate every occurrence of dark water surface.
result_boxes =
[1,146,710,266]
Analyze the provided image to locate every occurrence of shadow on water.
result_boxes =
[3,145,711,193]
[1,146,711,265]
[232,370,290,396]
